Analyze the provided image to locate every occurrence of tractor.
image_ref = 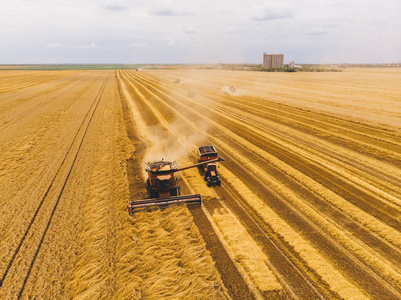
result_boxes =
[197,145,222,187]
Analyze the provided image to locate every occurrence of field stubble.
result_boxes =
[0,68,400,299]
[121,68,401,299]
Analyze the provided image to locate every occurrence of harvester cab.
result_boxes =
[197,145,222,187]
[145,160,179,199]
[128,155,224,214]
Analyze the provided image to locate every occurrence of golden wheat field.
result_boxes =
[0,67,400,299]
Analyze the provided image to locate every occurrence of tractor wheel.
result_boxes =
[206,178,212,187]
[216,177,221,186]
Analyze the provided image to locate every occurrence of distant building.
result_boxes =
[263,52,284,68]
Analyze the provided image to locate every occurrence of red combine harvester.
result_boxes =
[197,145,222,187]
[128,156,224,214]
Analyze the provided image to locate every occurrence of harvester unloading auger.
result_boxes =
[128,156,224,214]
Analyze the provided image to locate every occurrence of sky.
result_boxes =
[0,0,400,64]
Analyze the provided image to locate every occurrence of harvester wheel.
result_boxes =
[170,188,178,196]
[148,187,158,199]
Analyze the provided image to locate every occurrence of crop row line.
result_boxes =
[119,70,334,298]
[123,70,401,298]
[0,79,108,297]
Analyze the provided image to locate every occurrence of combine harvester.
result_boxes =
[197,145,222,186]
[128,155,224,214]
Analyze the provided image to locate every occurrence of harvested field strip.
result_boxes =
[209,97,401,161]
[204,101,401,198]
[125,207,228,299]
[181,166,283,298]
[212,178,340,299]
[211,103,401,200]
[122,69,400,298]
[202,104,401,228]
[218,165,366,300]
[115,70,229,298]
[120,69,282,298]
[120,69,290,297]
[215,98,401,165]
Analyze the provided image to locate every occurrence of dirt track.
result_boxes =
[1,68,400,299]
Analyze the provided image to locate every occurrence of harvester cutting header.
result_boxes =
[128,153,224,214]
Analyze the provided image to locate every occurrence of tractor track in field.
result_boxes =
[0,99,53,131]
[217,149,401,298]
[190,180,330,300]
[0,72,95,135]
[210,184,328,300]
[198,94,401,194]
[0,79,108,296]
[121,69,401,299]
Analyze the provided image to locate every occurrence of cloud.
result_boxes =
[182,25,197,34]
[252,2,294,21]
[103,4,128,12]
[47,43,62,48]
[167,39,176,47]
[73,42,98,49]
[132,42,148,47]
[47,43,98,49]
[148,7,194,16]
[305,26,327,36]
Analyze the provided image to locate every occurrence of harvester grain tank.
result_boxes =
[128,156,224,214]
[197,145,222,186]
